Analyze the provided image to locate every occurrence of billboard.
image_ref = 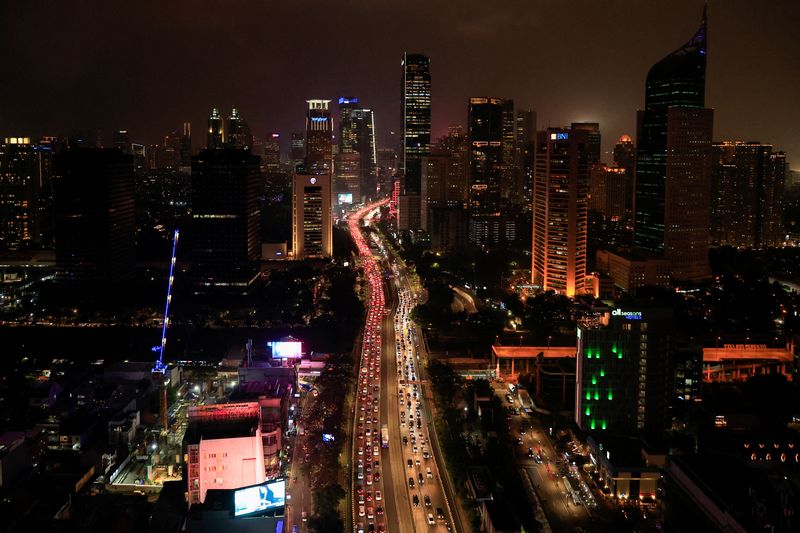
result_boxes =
[338,193,354,205]
[234,479,286,517]
[268,341,303,359]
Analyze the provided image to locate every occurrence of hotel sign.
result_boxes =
[612,309,642,320]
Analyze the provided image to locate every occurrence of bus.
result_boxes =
[381,424,389,448]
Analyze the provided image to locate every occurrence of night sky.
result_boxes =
[1,0,797,164]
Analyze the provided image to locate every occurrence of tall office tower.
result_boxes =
[532,126,590,297]
[376,147,398,194]
[291,132,305,172]
[576,307,679,435]
[207,107,224,149]
[227,108,251,150]
[589,164,628,219]
[263,133,282,173]
[711,141,786,248]
[53,148,135,285]
[613,134,636,217]
[112,130,131,154]
[334,152,361,201]
[571,122,601,164]
[514,110,537,210]
[292,173,332,259]
[131,143,146,174]
[352,109,377,199]
[180,122,192,168]
[338,97,359,153]
[501,101,516,201]
[305,100,333,174]
[0,137,44,247]
[635,8,712,281]
[400,53,431,194]
[191,149,261,291]
[468,97,515,244]
[153,129,182,170]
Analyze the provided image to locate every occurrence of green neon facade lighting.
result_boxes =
[601,420,607,430]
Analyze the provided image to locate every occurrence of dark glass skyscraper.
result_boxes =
[53,148,135,285]
[305,100,333,175]
[634,7,711,280]
[400,53,431,195]
[207,108,223,149]
[191,149,261,292]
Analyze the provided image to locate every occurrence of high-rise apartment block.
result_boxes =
[531,127,590,297]
[398,53,431,230]
[711,141,786,248]
[589,164,628,220]
[292,173,332,259]
[0,137,53,248]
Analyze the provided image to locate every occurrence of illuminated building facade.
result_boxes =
[531,126,589,297]
[571,122,601,165]
[304,99,333,174]
[53,148,135,285]
[0,137,52,248]
[207,107,224,149]
[227,108,251,150]
[291,132,305,172]
[184,402,266,506]
[400,53,431,194]
[191,149,261,291]
[292,173,332,259]
[576,307,675,434]
[634,8,713,281]
[711,141,786,248]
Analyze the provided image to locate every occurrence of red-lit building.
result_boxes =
[184,403,266,505]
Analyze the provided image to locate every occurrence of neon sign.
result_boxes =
[310,116,328,123]
[612,309,642,320]
[550,132,569,140]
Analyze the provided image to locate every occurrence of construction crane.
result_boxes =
[153,228,179,430]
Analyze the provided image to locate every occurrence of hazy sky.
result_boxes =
[1,0,797,165]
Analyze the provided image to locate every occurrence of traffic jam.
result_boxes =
[394,281,452,531]
[349,202,388,533]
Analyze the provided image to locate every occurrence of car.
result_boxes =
[527,448,535,458]
[424,495,431,507]
[408,477,415,488]
[376,506,384,515]
[413,495,420,507]
[427,513,436,526]
[427,467,432,479]
[367,507,374,520]
[436,507,445,520]
[418,472,424,485]
[375,490,382,501]
[366,491,373,502]
[407,459,413,468]
[416,458,421,467]
[359,506,365,517]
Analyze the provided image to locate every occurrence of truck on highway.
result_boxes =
[381,424,389,448]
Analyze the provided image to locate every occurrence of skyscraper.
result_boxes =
[711,141,786,248]
[227,108,251,150]
[191,149,261,291]
[0,137,48,248]
[305,100,333,175]
[53,148,135,285]
[352,108,377,199]
[291,132,305,172]
[468,97,516,244]
[634,7,712,281]
[263,133,282,173]
[571,122,601,165]
[514,110,537,211]
[338,97,359,153]
[336,98,376,201]
[207,108,224,149]
[180,122,192,168]
[532,127,590,297]
[400,53,431,195]
[613,134,636,217]
[292,173,332,259]
[589,164,628,220]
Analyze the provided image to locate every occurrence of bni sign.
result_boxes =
[612,309,642,320]
[549,132,569,140]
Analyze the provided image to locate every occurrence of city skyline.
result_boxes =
[1,1,797,163]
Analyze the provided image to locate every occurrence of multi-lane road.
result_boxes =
[347,202,456,533]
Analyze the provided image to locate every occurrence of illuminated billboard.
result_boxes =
[268,341,303,358]
[234,479,286,517]
[338,193,354,204]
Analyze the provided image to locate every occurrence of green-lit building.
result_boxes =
[576,307,676,435]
